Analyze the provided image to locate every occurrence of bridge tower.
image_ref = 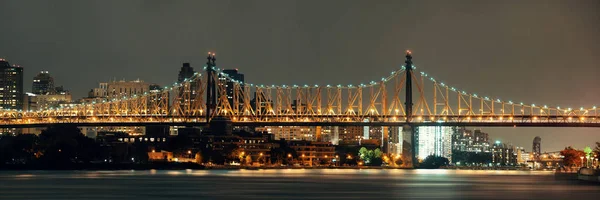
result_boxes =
[403,50,418,167]
[206,53,217,122]
[404,50,413,121]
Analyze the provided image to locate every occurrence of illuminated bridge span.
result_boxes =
[1,51,598,128]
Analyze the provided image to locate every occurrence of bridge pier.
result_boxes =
[401,124,417,168]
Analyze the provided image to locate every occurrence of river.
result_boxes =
[0,169,598,199]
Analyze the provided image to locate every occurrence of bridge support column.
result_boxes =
[382,126,389,153]
[403,50,417,168]
[402,124,417,168]
[206,53,216,123]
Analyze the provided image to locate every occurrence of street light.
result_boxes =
[287,154,292,158]
[580,156,584,167]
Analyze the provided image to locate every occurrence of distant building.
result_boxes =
[388,127,401,154]
[255,126,316,141]
[32,71,54,95]
[339,126,365,144]
[491,141,518,166]
[533,136,541,160]
[23,92,38,111]
[289,141,335,166]
[515,147,529,164]
[452,128,490,153]
[149,84,162,93]
[221,69,244,107]
[35,93,72,110]
[416,126,453,161]
[0,58,23,110]
[318,126,343,145]
[89,79,150,98]
[177,63,195,83]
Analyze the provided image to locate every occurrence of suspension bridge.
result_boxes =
[0,51,598,128]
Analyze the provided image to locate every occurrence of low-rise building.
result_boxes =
[289,141,335,166]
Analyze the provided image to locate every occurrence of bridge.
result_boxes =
[0,51,598,128]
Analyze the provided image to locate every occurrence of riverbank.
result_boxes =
[0,163,556,171]
[577,168,600,183]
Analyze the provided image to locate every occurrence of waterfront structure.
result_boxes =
[416,126,453,161]
[239,133,278,162]
[289,141,335,166]
[177,63,195,83]
[452,128,490,153]
[0,59,23,110]
[32,71,54,95]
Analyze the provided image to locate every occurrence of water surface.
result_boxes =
[0,169,598,199]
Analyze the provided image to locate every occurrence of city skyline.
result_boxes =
[0,1,599,151]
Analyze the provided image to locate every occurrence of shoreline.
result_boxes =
[0,163,556,171]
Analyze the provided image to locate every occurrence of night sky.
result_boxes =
[1,0,599,152]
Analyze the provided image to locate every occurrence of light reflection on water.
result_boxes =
[0,169,597,200]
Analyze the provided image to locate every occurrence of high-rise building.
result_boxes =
[416,126,453,161]
[388,126,402,154]
[32,71,54,95]
[532,136,541,160]
[222,69,244,107]
[491,141,519,166]
[452,128,490,153]
[0,59,23,110]
[339,126,364,144]
[177,63,195,83]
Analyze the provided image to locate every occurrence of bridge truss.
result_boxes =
[1,51,598,128]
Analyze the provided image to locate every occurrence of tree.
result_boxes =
[39,125,101,167]
[269,139,297,165]
[357,147,383,166]
[420,155,450,169]
[560,146,585,167]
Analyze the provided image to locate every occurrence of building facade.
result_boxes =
[177,63,195,83]
[90,79,150,98]
[222,69,244,104]
[532,136,541,160]
[0,59,23,110]
[32,71,54,95]
[416,126,453,161]
[452,128,490,153]
[491,142,519,166]
[255,126,316,141]
[35,93,73,110]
